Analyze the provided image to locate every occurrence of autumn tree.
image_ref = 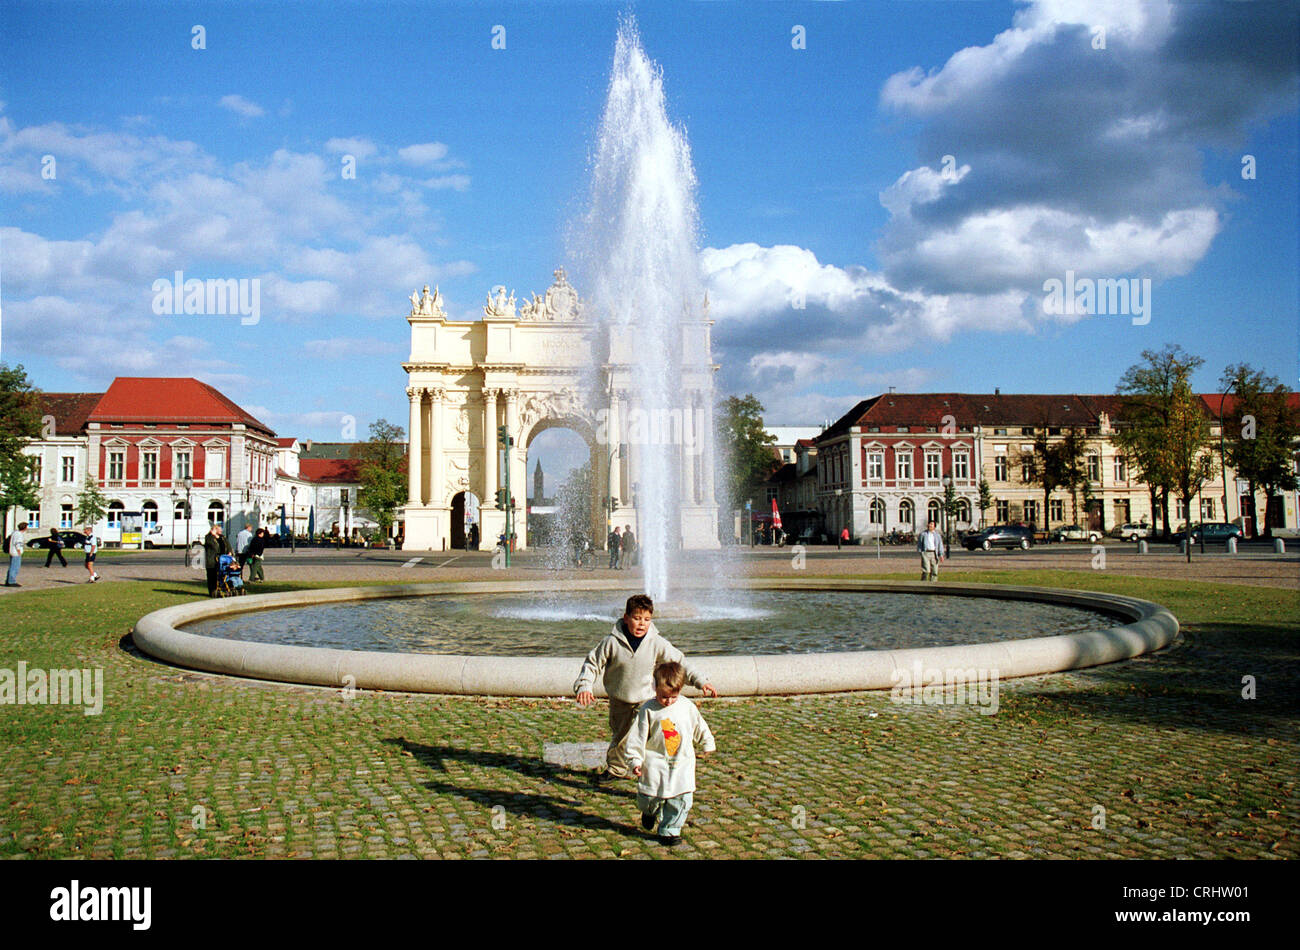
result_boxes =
[0,364,42,539]
[1219,363,1300,538]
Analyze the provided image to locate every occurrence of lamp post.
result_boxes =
[290,485,297,554]
[942,475,954,553]
[1218,380,1238,538]
[183,475,193,563]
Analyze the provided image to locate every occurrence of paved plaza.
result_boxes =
[0,548,1295,859]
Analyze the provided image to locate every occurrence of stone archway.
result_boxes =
[400,269,720,552]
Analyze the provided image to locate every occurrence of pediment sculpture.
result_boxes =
[409,284,446,318]
[484,285,516,318]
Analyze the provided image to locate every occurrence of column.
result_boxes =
[681,394,695,504]
[504,389,519,509]
[406,387,423,505]
[483,387,498,506]
[699,389,716,506]
[429,387,444,508]
[608,390,622,504]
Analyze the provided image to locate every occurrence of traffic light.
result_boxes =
[498,425,510,447]
[496,488,508,507]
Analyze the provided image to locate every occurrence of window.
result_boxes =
[1023,500,1039,526]
[1087,455,1100,482]
[1049,499,1064,522]
[996,500,1010,522]
[867,452,883,481]
[1048,427,1061,436]
[925,454,941,480]
[1021,460,1033,483]
[107,501,125,527]
[205,448,226,485]
[61,456,76,483]
[896,451,912,481]
[956,499,971,523]
[994,455,1008,482]
[175,451,192,481]
[993,428,1008,436]
[899,499,915,527]
[207,501,225,525]
[1021,427,1034,436]
[870,498,885,525]
[927,500,942,525]
[954,453,969,480]
[142,501,158,528]
[26,510,40,529]
[108,450,125,482]
[30,456,42,485]
[1113,456,1127,482]
[1200,498,1216,520]
[60,504,74,528]
[142,451,158,484]
[1175,497,1189,521]
[174,501,187,522]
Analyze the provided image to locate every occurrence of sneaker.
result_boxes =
[640,812,655,831]
[658,835,682,847]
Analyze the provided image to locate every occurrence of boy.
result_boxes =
[574,594,716,783]
[626,661,715,846]
[82,526,100,582]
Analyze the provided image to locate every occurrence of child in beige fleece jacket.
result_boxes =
[574,594,716,781]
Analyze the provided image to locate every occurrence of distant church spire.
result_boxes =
[533,459,544,503]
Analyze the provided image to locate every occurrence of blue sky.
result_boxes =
[3,1,1297,489]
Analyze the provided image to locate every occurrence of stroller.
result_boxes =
[215,553,246,597]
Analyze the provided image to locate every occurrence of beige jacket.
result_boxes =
[573,620,707,704]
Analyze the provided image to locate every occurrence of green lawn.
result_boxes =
[0,572,1295,859]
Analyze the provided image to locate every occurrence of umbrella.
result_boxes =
[771,498,783,531]
[308,506,315,539]
[279,504,287,537]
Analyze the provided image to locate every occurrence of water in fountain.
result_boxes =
[573,17,706,605]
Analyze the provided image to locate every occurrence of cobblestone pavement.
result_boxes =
[0,572,1295,859]
[2,541,1297,593]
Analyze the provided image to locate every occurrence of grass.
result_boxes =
[0,571,1295,859]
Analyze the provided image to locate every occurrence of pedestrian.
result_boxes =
[234,523,253,572]
[246,527,266,582]
[82,526,100,582]
[622,525,637,568]
[44,528,68,568]
[626,661,716,847]
[839,526,850,549]
[607,525,622,569]
[574,594,716,785]
[203,523,232,597]
[5,522,27,587]
[917,518,946,581]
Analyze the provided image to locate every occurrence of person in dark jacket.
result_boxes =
[203,523,232,597]
[607,526,622,569]
[246,528,266,582]
[44,528,68,568]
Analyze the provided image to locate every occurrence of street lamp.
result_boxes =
[1218,379,1238,539]
[942,475,954,552]
[290,485,297,554]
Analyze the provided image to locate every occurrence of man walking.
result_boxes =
[234,523,253,574]
[5,522,27,587]
[622,525,637,568]
[917,519,946,581]
[607,525,622,569]
[44,528,68,568]
[203,523,232,597]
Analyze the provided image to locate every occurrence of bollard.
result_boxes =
[1226,537,1237,554]
[1275,538,1286,554]
[1178,539,1187,555]
[1138,539,1148,555]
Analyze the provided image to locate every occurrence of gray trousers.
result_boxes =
[605,698,641,776]
[920,550,940,580]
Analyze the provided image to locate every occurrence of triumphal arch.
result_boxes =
[400,269,720,551]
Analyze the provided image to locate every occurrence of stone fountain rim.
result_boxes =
[131,578,1179,696]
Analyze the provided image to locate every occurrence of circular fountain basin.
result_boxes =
[131,578,1180,696]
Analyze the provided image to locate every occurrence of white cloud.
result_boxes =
[325,137,378,159]
[398,142,450,165]
[219,95,266,118]
[302,337,401,360]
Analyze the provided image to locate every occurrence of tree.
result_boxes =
[1113,345,1205,538]
[75,474,110,527]
[1166,377,1217,562]
[0,363,42,539]
[1059,427,1089,526]
[1220,363,1300,538]
[352,419,407,543]
[715,395,779,514]
[940,478,960,549]
[977,478,992,529]
[1023,425,1083,536]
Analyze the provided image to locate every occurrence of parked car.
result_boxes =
[1051,524,1102,543]
[962,524,1036,551]
[25,530,89,551]
[1180,522,1244,544]
[1111,522,1151,541]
